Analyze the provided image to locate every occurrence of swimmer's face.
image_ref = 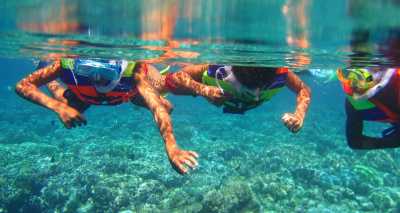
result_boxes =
[338,68,380,96]
[352,86,369,95]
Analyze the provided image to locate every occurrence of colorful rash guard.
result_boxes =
[59,58,139,105]
[202,65,288,114]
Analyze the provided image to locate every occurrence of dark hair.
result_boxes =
[232,66,278,89]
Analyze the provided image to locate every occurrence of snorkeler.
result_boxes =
[15,58,222,175]
[162,64,311,133]
[337,67,400,149]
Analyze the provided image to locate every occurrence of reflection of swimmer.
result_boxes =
[139,0,200,63]
[15,58,201,175]
[17,0,84,34]
[164,64,311,133]
[337,68,400,149]
[282,0,311,68]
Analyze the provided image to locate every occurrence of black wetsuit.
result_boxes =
[345,99,400,149]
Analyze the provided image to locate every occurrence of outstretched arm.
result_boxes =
[134,66,198,174]
[16,60,63,110]
[15,60,86,128]
[163,64,225,104]
[282,70,311,133]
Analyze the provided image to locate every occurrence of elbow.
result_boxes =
[15,80,32,98]
[15,81,24,96]
[346,136,363,149]
[347,141,361,150]
[303,84,311,98]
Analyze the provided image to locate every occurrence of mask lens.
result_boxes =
[76,62,120,93]
[90,71,112,87]
[338,68,377,96]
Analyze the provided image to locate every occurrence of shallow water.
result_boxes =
[1,1,400,212]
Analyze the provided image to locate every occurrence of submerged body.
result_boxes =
[15,58,221,174]
[163,64,311,133]
[338,67,400,149]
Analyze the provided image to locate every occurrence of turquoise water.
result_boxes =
[1,0,400,212]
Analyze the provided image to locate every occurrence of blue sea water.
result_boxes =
[1,0,400,212]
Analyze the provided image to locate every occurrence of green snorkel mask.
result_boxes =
[338,67,395,100]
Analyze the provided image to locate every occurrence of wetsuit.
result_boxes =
[345,99,400,149]
[344,68,400,149]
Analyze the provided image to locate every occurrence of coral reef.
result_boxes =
[1,76,400,213]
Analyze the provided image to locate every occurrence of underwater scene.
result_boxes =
[1,0,400,212]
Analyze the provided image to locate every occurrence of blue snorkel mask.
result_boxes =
[74,59,125,93]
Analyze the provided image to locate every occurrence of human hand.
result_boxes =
[167,147,199,175]
[55,106,87,129]
[281,113,303,133]
[203,87,229,106]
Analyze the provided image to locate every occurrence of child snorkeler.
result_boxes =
[15,58,223,175]
[337,67,400,149]
[161,64,311,133]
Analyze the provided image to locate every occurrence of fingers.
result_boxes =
[184,155,198,168]
[291,125,301,133]
[282,113,302,133]
[171,151,199,175]
[62,114,87,129]
[174,161,188,174]
[281,113,291,122]
[183,158,196,169]
[63,119,72,129]
[76,114,87,125]
[188,151,199,158]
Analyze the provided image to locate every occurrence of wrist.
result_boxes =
[294,112,304,120]
[166,143,178,156]
[50,101,68,114]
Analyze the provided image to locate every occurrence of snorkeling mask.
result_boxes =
[337,68,395,100]
[214,65,268,102]
[74,60,126,93]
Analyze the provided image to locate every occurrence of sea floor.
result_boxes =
[1,69,400,213]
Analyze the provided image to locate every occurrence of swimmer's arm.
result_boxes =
[134,70,178,153]
[345,99,400,149]
[15,60,69,112]
[166,64,222,99]
[180,64,209,82]
[135,67,199,174]
[286,70,311,120]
